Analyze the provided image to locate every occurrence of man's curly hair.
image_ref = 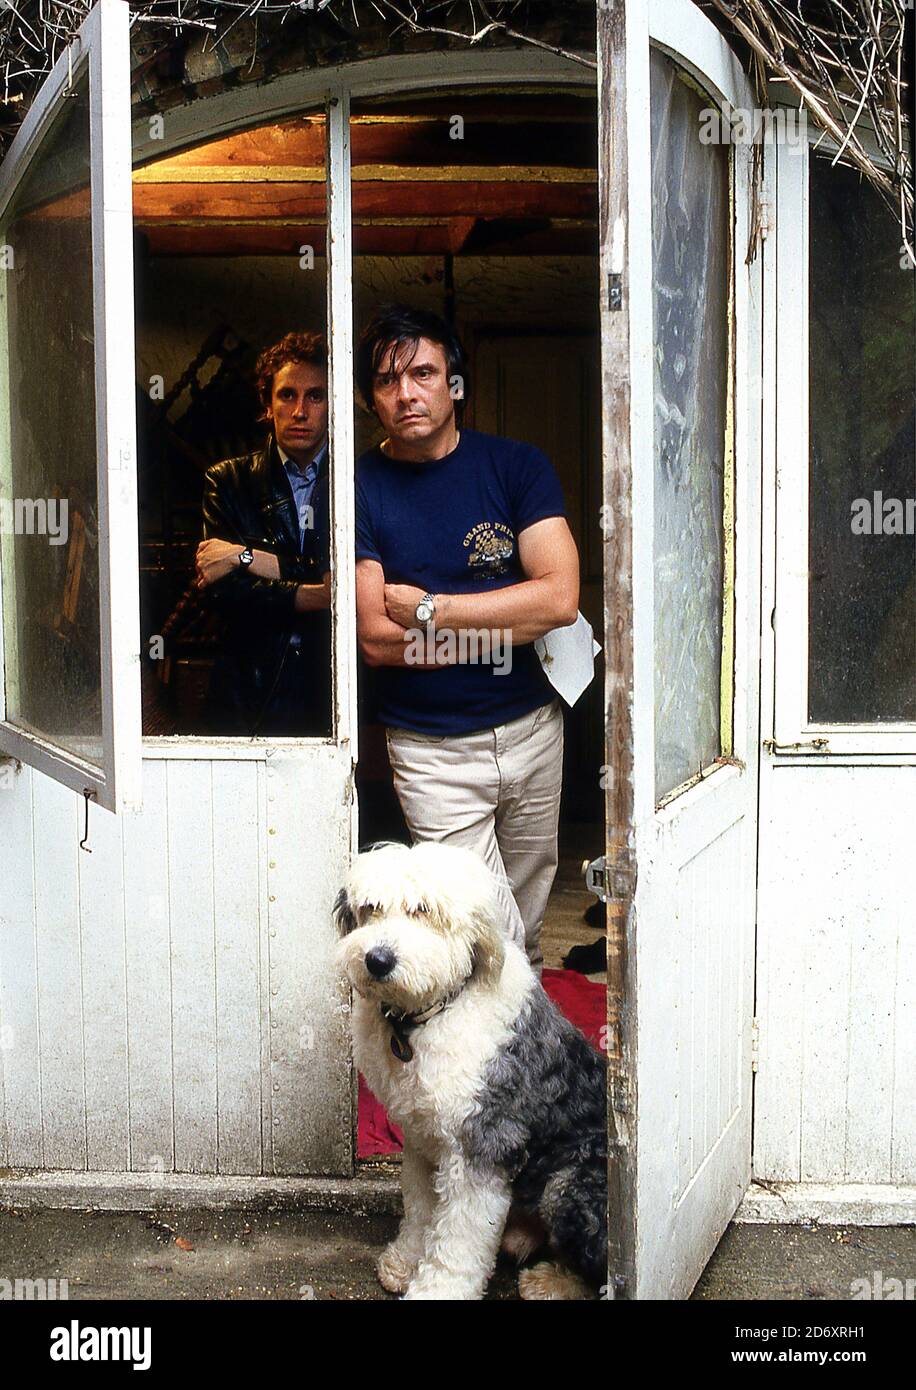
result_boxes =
[254,331,328,419]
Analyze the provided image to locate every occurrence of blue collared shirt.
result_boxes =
[277,440,328,650]
[279,440,327,552]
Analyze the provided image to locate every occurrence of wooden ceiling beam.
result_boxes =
[129,182,595,222]
[141,122,596,175]
[139,223,595,257]
[133,164,595,185]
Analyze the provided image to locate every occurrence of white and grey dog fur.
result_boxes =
[333,840,607,1301]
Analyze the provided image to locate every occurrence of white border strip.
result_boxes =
[737,1182,916,1226]
[0,1168,400,1213]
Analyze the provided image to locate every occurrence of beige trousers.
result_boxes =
[384,698,564,972]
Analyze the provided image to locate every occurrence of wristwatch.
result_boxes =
[415,592,436,626]
[238,547,254,569]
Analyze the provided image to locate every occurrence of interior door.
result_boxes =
[600,0,763,1299]
[0,0,140,812]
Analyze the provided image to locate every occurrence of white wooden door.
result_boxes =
[0,0,140,813]
[600,0,763,1299]
[0,16,359,1178]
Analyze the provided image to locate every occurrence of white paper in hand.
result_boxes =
[534,611,601,707]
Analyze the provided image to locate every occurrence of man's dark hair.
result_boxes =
[355,304,469,419]
[254,330,328,419]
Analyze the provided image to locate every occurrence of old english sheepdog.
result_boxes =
[333,840,607,1301]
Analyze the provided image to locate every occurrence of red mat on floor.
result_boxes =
[357,968,605,1158]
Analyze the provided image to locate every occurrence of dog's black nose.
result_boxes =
[365,946,396,979]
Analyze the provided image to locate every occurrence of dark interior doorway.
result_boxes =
[130,89,607,1165]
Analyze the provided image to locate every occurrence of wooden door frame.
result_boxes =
[597,0,639,1301]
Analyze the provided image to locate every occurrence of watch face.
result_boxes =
[416,600,433,624]
[239,548,254,567]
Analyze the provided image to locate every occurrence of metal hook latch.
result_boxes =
[79,789,96,853]
[65,39,82,97]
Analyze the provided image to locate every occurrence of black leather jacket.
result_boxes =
[201,439,331,735]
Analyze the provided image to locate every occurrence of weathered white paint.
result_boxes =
[0,1168,400,1213]
[754,128,916,1193]
[737,1183,916,1226]
[0,750,352,1176]
[754,767,916,1184]
[627,0,763,1299]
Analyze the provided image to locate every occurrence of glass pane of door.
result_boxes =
[650,49,729,801]
[0,75,103,766]
[0,0,140,811]
[808,157,916,723]
[132,109,332,740]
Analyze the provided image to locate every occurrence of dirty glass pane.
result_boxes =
[650,50,729,800]
[808,157,916,723]
[0,74,103,766]
[133,111,332,738]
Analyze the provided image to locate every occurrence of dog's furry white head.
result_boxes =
[333,841,506,1012]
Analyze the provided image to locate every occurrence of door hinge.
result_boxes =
[758,198,772,241]
[602,1274,628,1300]
[751,1017,760,1074]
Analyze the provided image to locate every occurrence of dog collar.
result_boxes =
[381,984,467,1063]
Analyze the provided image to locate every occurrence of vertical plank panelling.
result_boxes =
[676,845,691,1200]
[892,908,916,1181]
[799,909,849,1182]
[845,907,896,1182]
[123,758,175,1174]
[756,768,914,1184]
[697,856,711,1165]
[726,824,744,1125]
[32,776,85,1168]
[0,764,40,1164]
[212,759,262,1175]
[167,760,218,1172]
[753,771,804,1180]
[77,782,130,1169]
[257,760,272,1175]
[0,767,8,1165]
[266,746,352,1176]
[681,849,695,1198]
[675,819,745,1204]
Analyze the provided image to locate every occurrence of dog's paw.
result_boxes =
[402,1278,481,1301]
[500,1210,546,1265]
[518,1261,593,1301]
[377,1242,417,1295]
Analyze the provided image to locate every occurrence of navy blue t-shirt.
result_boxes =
[355,429,566,735]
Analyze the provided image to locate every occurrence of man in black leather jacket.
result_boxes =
[195,331,332,736]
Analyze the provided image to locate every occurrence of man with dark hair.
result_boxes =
[194,330,332,736]
[355,303,470,427]
[354,304,580,972]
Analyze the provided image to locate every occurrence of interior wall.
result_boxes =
[136,253,598,414]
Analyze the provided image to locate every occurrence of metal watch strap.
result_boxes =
[416,592,436,625]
